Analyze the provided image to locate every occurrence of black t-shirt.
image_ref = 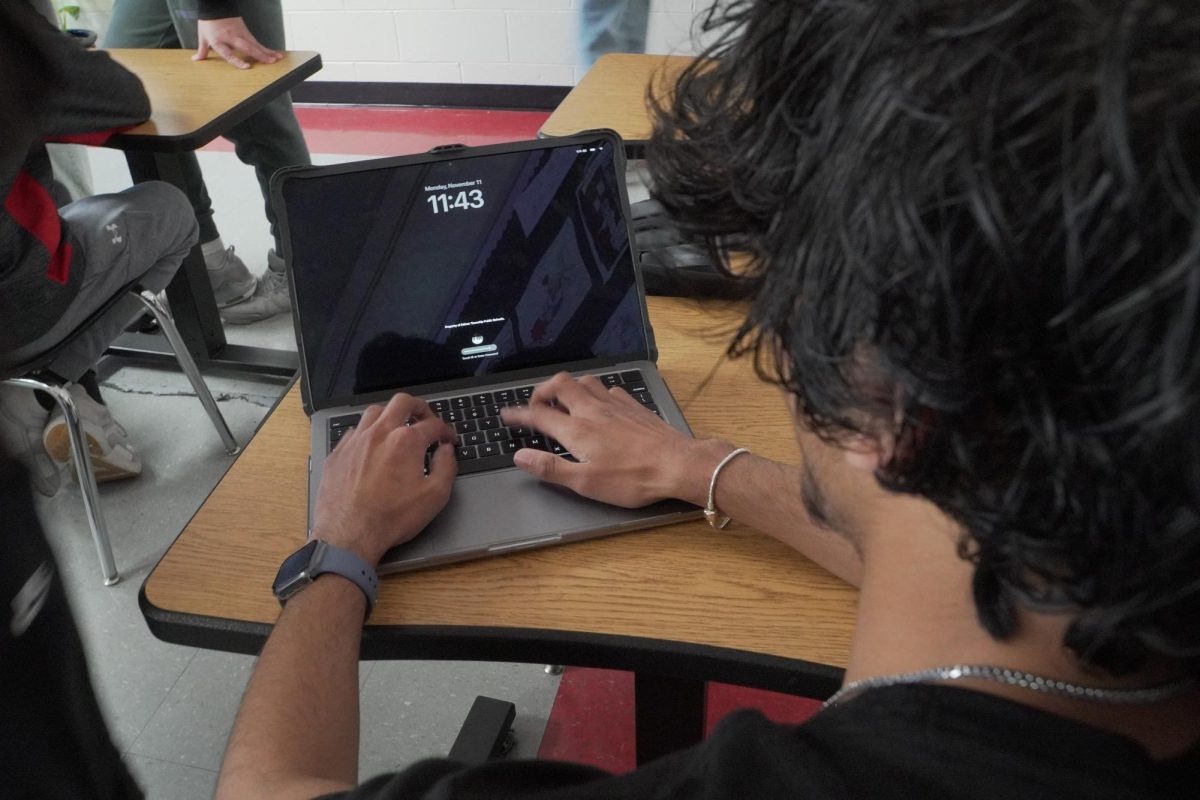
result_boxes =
[325,684,1199,800]
[0,456,143,799]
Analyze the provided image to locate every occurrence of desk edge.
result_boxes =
[138,585,842,699]
[108,52,322,153]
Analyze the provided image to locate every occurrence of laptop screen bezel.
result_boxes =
[270,130,657,416]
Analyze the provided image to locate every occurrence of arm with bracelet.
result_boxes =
[500,372,864,586]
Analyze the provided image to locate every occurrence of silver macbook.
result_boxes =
[271,132,699,573]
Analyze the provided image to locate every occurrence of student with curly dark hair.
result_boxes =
[10,1,1196,798]
[208,3,1199,796]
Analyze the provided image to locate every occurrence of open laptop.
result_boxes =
[271,131,700,573]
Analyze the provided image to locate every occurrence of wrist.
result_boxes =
[309,523,387,569]
[287,570,368,617]
[273,539,380,618]
[669,438,741,507]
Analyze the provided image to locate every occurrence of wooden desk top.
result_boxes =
[142,297,857,693]
[105,49,321,152]
[540,54,694,143]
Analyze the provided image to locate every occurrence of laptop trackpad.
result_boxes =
[377,467,693,573]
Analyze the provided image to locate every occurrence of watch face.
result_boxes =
[273,539,321,599]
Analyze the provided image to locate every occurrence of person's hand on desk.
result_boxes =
[194,17,282,70]
[312,393,457,566]
[502,372,864,585]
[500,372,733,509]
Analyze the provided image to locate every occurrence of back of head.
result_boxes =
[649,0,1200,676]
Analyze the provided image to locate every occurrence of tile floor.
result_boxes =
[37,109,577,799]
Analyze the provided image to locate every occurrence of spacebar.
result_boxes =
[457,452,517,476]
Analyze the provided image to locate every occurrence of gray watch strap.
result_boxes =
[310,540,379,614]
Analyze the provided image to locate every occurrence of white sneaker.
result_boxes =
[0,384,61,496]
[221,252,290,324]
[206,244,258,308]
[42,384,142,483]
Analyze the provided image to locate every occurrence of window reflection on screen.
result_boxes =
[283,138,644,406]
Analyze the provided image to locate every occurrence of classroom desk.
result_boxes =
[140,296,857,763]
[540,54,693,152]
[102,49,321,378]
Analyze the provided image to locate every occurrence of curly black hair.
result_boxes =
[647,0,1200,677]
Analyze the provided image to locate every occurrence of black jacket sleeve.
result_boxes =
[0,450,143,799]
[3,3,149,141]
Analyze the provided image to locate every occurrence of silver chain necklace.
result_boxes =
[823,664,1197,708]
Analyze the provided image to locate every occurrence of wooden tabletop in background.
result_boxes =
[540,53,694,143]
[143,296,857,676]
[105,49,321,150]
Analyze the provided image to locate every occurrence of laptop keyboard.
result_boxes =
[326,370,661,476]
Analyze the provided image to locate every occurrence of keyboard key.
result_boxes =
[440,409,463,423]
[500,440,519,454]
[619,370,644,384]
[466,406,485,420]
[429,399,449,414]
[484,403,501,416]
[550,442,569,456]
[463,431,486,447]
[486,428,509,442]
[599,373,621,387]
[455,420,477,434]
[494,389,516,403]
[478,417,500,430]
[632,391,653,406]
[328,426,351,451]
[329,413,362,429]
[478,442,500,458]
[517,386,534,400]
[472,392,494,406]
[509,425,531,438]
[455,445,477,461]
[451,396,471,409]
[522,435,547,450]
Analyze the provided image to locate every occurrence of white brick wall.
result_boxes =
[285,0,711,86]
[74,0,711,87]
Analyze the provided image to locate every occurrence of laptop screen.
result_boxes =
[281,135,648,409]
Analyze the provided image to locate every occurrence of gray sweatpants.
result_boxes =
[103,0,312,250]
[3,182,198,381]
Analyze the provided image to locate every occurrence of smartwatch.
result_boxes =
[272,539,379,617]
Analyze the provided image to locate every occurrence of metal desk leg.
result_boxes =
[120,151,226,361]
[107,152,299,379]
[634,673,706,765]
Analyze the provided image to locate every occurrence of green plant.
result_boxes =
[56,3,81,32]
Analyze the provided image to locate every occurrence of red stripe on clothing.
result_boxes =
[47,241,74,284]
[46,123,138,147]
[46,131,114,146]
[4,170,71,285]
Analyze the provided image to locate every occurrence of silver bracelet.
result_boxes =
[704,447,750,529]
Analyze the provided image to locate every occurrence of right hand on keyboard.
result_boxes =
[500,372,729,509]
[312,393,458,566]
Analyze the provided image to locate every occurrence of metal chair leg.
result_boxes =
[135,291,240,456]
[10,377,119,586]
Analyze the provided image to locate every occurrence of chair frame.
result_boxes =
[3,289,239,586]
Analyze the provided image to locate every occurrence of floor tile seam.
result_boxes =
[122,647,200,758]
[127,751,219,775]
[100,380,281,410]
